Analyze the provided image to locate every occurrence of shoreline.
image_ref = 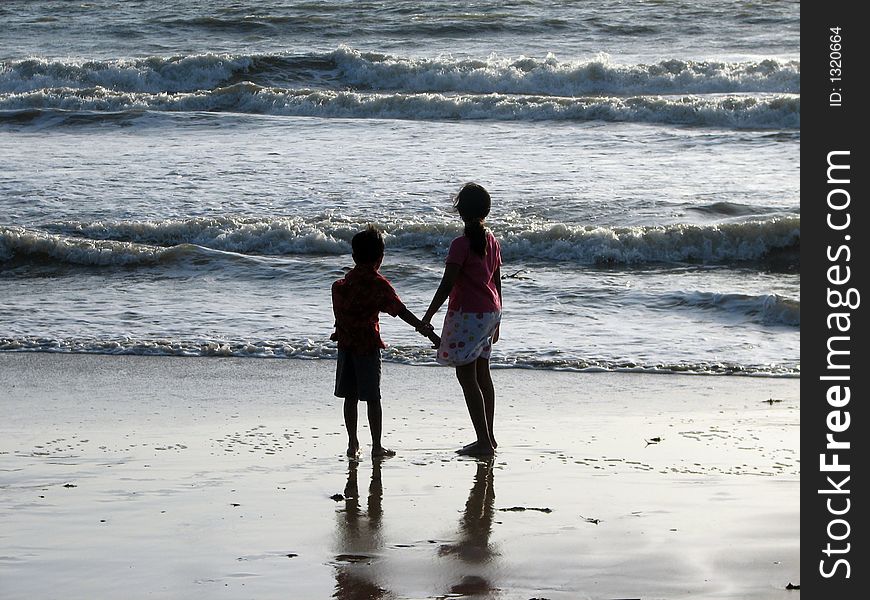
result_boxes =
[0,346,800,378]
[1,352,800,599]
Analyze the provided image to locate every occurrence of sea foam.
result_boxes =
[0,334,799,376]
[0,87,800,129]
[3,215,799,268]
[1,48,800,129]
[1,49,800,96]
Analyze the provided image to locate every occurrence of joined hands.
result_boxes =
[416,322,440,349]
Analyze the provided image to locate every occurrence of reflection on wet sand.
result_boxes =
[439,458,499,597]
[333,458,391,600]
[332,457,499,599]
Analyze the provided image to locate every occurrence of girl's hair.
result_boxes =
[453,182,491,257]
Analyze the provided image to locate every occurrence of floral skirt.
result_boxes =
[436,310,501,367]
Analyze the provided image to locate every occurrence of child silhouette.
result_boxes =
[331,225,440,459]
[423,183,502,456]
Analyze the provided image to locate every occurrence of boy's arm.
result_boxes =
[397,306,441,348]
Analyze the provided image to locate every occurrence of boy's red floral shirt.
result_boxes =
[330,265,405,354]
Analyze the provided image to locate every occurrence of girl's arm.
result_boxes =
[493,266,502,343]
[423,263,460,324]
[396,306,441,348]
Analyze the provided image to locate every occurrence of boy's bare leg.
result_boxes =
[367,399,396,457]
[343,396,360,458]
[475,357,497,449]
[455,363,495,455]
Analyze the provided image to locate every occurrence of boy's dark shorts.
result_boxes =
[334,349,381,402]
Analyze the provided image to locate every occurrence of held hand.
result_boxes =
[416,322,435,336]
[427,332,441,349]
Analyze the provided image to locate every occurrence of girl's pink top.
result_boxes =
[445,231,502,313]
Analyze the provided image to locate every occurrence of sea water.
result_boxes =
[0,0,799,376]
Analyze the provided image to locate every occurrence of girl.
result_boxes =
[423,183,502,456]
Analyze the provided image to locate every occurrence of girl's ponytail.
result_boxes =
[454,182,491,258]
[464,219,487,257]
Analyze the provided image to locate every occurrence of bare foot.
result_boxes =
[456,442,495,456]
[458,439,498,452]
[371,447,396,458]
[346,446,361,460]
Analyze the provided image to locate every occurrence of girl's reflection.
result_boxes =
[439,457,498,595]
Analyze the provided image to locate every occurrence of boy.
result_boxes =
[331,225,440,459]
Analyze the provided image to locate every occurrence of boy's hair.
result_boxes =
[351,224,385,265]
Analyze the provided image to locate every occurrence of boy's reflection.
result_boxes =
[333,458,389,600]
[439,457,498,596]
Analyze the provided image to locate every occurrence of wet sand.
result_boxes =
[0,352,799,599]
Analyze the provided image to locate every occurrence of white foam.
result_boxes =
[0,54,253,94]
[6,215,800,267]
[331,47,800,95]
[1,49,800,96]
[0,86,801,129]
[0,226,169,265]
[0,335,799,377]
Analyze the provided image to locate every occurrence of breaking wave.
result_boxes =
[664,291,799,326]
[0,335,799,377]
[1,48,799,129]
[0,87,799,129]
[2,215,799,268]
[1,48,800,95]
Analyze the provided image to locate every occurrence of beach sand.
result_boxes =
[0,352,799,599]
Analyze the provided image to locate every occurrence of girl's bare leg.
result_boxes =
[475,357,497,449]
[455,362,494,455]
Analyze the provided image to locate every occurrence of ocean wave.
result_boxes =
[0,226,253,267]
[328,48,800,95]
[151,12,576,38]
[0,335,799,377]
[1,49,800,96]
[0,54,254,94]
[0,87,800,129]
[496,217,800,266]
[664,291,800,326]
[686,201,786,217]
[3,215,799,268]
